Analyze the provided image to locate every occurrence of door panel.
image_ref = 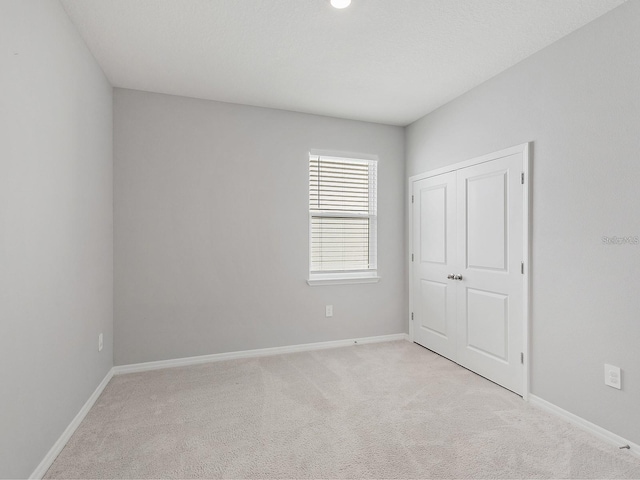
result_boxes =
[466,172,507,271]
[420,187,447,264]
[420,280,448,337]
[412,172,457,359]
[466,288,508,361]
[456,153,524,394]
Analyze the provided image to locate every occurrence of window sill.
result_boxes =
[307,273,380,286]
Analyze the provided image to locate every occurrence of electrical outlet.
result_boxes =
[604,364,621,389]
[325,305,333,317]
[98,333,103,352]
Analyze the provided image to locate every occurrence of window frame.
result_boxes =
[307,151,380,286]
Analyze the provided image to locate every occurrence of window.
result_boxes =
[308,153,379,285]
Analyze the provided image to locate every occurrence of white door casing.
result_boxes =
[409,143,530,397]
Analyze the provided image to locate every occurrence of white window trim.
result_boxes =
[307,270,381,286]
[307,151,380,286]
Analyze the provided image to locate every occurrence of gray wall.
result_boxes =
[114,89,405,366]
[0,1,113,478]
[406,2,639,444]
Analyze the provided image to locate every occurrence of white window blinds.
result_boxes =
[309,155,377,273]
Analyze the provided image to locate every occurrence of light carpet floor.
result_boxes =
[45,341,640,479]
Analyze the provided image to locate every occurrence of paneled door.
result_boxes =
[411,146,528,395]
[412,172,457,360]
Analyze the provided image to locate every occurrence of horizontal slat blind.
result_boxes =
[310,158,370,213]
[310,155,377,272]
[311,217,370,271]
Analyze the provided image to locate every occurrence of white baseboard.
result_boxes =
[114,333,410,375]
[529,394,640,459]
[30,368,115,479]
[30,334,408,478]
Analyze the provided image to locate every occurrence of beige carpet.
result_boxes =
[45,341,640,479]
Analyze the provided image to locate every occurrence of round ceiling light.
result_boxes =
[330,0,351,9]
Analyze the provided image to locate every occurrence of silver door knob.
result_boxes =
[453,274,463,281]
[447,274,455,279]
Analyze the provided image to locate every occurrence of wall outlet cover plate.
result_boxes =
[604,363,621,389]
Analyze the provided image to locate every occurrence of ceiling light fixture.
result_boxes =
[330,0,351,9]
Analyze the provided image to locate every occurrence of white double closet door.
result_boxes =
[411,148,527,395]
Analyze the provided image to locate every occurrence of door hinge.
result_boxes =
[520,352,524,364]
[411,253,414,262]
[411,195,414,203]
[521,261,524,274]
[521,172,525,185]
[411,312,414,321]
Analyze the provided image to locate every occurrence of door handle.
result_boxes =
[453,274,463,281]
[447,274,455,280]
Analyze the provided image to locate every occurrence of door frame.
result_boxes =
[408,142,531,399]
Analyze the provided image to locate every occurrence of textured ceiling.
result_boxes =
[60,0,625,126]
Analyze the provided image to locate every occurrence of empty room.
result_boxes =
[2,0,639,478]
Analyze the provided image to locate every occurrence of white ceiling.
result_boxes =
[60,0,625,126]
